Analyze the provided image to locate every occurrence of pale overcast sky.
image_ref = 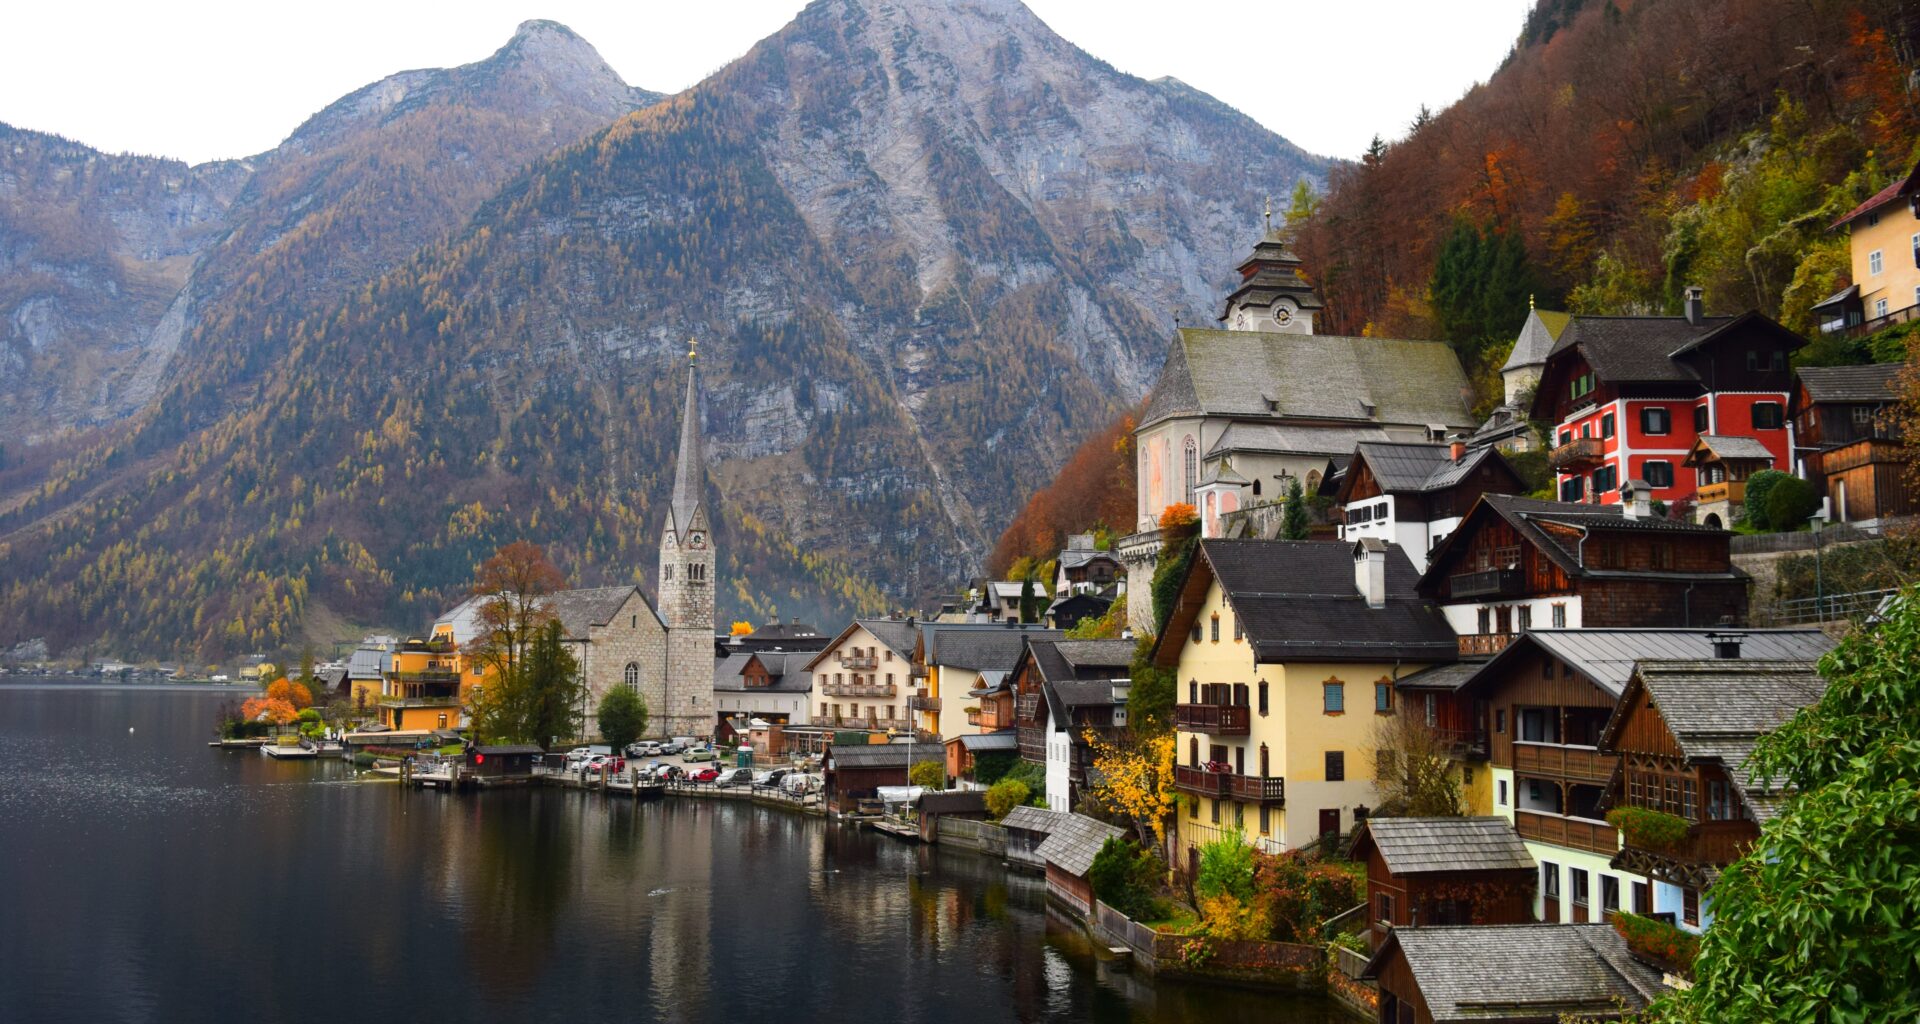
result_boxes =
[0,1,1533,165]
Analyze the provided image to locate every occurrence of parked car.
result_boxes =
[654,763,685,781]
[752,767,791,787]
[626,741,660,758]
[684,744,720,763]
[715,767,753,788]
[687,765,721,783]
[782,773,820,795]
[658,740,684,756]
[580,755,611,773]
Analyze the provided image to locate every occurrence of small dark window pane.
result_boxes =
[1644,461,1673,488]
[1641,407,1670,435]
[1601,413,1616,439]
[1694,405,1709,432]
[1752,403,1783,430]
[1325,750,1346,781]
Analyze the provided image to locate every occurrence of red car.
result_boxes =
[687,765,721,783]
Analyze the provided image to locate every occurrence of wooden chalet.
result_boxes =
[1335,439,1527,573]
[1011,638,1133,812]
[1789,364,1911,525]
[1363,924,1664,1024]
[1035,812,1126,918]
[1349,817,1537,951]
[1597,654,1825,931]
[1682,434,1776,529]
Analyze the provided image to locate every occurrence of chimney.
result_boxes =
[1706,631,1745,659]
[1684,286,1704,326]
[1353,538,1388,609]
[1448,438,1466,462]
[1622,480,1653,520]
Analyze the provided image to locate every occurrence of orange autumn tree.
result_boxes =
[265,677,312,709]
[1086,729,1177,850]
[240,696,298,726]
[729,621,754,636]
[466,540,566,684]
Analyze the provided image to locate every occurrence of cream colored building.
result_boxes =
[801,618,918,735]
[1816,160,1920,331]
[1156,537,1459,865]
[914,622,1060,741]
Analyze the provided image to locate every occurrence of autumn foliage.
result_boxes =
[1086,729,1176,847]
[240,697,299,726]
[989,411,1138,577]
[265,677,313,709]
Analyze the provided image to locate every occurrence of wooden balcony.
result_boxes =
[907,693,941,713]
[1451,568,1525,600]
[1172,764,1285,805]
[1173,703,1250,735]
[378,693,461,708]
[1696,480,1745,505]
[821,681,897,698]
[1457,632,1517,656]
[393,670,460,685]
[1513,742,1615,784]
[1515,808,1619,855]
[1625,818,1757,867]
[967,706,1013,729]
[1550,436,1605,470]
[1435,727,1490,760]
[838,654,879,670]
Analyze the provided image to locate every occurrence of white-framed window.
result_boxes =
[1182,437,1198,506]
[1869,249,1884,275]
[1876,298,1890,318]
[623,662,640,688]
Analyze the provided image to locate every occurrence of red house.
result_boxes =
[1532,296,1802,509]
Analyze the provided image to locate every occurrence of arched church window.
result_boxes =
[624,662,640,689]
[1183,437,1198,506]
[1252,479,1263,497]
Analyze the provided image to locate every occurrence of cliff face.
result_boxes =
[0,1,1330,659]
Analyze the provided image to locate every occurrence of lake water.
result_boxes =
[0,683,1340,1023]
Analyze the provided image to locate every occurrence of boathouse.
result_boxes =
[467,744,542,780]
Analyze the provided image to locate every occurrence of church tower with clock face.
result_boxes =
[657,342,716,738]
[1219,200,1323,335]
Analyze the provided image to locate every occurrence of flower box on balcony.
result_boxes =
[1605,807,1691,852]
[1612,912,1697,978]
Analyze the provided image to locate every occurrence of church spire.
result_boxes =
[669,339,704,536]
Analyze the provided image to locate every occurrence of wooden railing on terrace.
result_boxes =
[1515,808,1618,855]
[1513,741,1614,783]
[1173,702,1250,735]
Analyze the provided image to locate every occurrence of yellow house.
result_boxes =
[1818,160,1920,331]
[379,621,493,733]
[1156,537,1460,869]
[915,622,1061,741]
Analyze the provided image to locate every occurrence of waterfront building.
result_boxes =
[823,742,915,815]
[1349,817,1537,952]
[1008,637,1133,812]
[1334,440,1526,573]
[1118,229,1477,633]
[1158,537,1457,865]
[1036,812,1127,917]
[1455,628,1831,926]
[1597,655,1825,934]
[1363,923,1665,1024]
[915,622,1060,742]
[711,650,814,731]
[1812,156,1920,335]
[344,646,389,710]
[1788,363,1909,526]
[1531,298,1801,509]
[378,631,472,732]
[800,618,919,742]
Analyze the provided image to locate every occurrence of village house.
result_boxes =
[378,631,471,733]
[1362,923,1664,1024]
[1417,492,1750,655]
[1158,537,1458,866]
[1531,298,1801,510]
[914,622,1059,741]
[344,645,389,710]
[1681,434,1777,529]
[1001,804,1067,873]
[1812,156,1920,335]
[800,618,919,743]
[1009,637,1134,812]
[1789,363,1910,526]
[1053,533,1123,596]
[1335,439,1526,573]
[711,649,813,747]
[1118,227,1477,632]
[1349,817,1538,951]
[1456,628,1831,926]
[1597,654,1826,933]
[1043,590,1113,631]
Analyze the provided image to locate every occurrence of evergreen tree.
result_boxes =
[1430,218,1544,363]
[1281,476,1310,540]
[1018,573,1039,624]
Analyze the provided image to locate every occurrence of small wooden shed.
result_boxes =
[1036,812,1125,918]
[466,744,542,779]
[1350,817,1538,951]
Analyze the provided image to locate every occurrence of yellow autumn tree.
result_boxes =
[1085,729,1176,850]
[729,621,754,636]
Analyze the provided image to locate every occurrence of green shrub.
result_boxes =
[1764,475,1819,532]
[1741,469,1791,530]
[1195,838,1257,903]
[984,779,1029,819]
[909,759,945,790]
[1606,806,1691,850]
[971,751,1018,785]
[1089,837,1165,920]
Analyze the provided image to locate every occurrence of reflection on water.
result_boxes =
[0,684,1339,1023]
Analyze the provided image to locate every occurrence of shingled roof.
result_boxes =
[1603,659,1826,821]
[1344,441,1515,497]
[922,623,1061,673]
[1689,434,1776,463]
[1362,924,1666,1022]
[1547,315,1736,383]
[828,743,917,769]
[1464,628,1833,698]
[1796,363,1902,404]
[1140,328,1473,431]
[1000,805,1066,835]
[1352,817,1536,875]
[1156,539,1458,667]
[1035,812,1127,876]
[1499,307,1571,373]
[1025,638,1134,685]
[712,650,815,692]
[1206,421,1399,459]
[543,586,647,639]
[1831,159,1919,228]
[1421,494,1739,590]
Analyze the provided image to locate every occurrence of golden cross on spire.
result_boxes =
[688,338,698,362]
[1529,293,1536,310]
[1263,194,1273,232]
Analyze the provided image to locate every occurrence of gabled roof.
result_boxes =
[1420,494,1737,592]
[1340,441,1519,502]
[804,618,919,671]
[1361,924,1666,1022]
[922,623,1062,673]
[1000,805,1067,835]
[1796,363,1902,404]
[1351,817,1536,875]
[1155,539,1458,667]
[346,648,390,680]
[1499,307,1571,373]
[1205,422,1399,459]
[1035,812,1126,876]
[1140,327,1473,431]
[712,650,814,692]
[1548,314,1735,383]
[1601,659,1825,821]
[952,730,1019,752]
[827,743,916,769]
[1463,628,1833,699]
[1831,160,1919,229]
[1025,638,1135,685]
[543,586,649,639]
[1688,434,1776,463]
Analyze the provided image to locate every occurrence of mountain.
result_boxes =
[0,0,1330,660]
[0,19,658,449]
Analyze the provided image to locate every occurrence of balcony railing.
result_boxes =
[839,655,878,670]
[393,670,461,685]
[1172,764,1285,805]
[1620,816,1757,866]
[907,693,942,713]
[1513,741,1615,783]
[1695,480,1745,505]
[378,694,462,708]
[967,707,1013,729]
[821,681,897,698]
[1550,436,1605,470]
[1515,808,1618,855]
[1434,727,1490,760]
[1457,632,1517,656]
[1173,703,1251,735]
[1451,568,1525,600]
[827,716,913,732]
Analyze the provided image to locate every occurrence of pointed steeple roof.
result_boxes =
[1219,228,1324,324]
[669,341,704,536]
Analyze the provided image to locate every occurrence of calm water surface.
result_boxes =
[0,683,1339,1023]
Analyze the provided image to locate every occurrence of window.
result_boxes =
[1325,750,1346,781]
[1552,603,1567,628]
[1543,862,1561,899]
[1751,403,1783,430]
[1233,615,1243,641]
[1651,544,1674,570]
[1571,869,1590,909]
[1559,430,1572,447]
[1424,693,1438,727]
[1323,680,1345,714]
[1497,779,1509,806]
[1600,412,1616,439]
[1189,680,1198,704]
[624,662,641,688]
[1478,607,1492,633]
[1592,464,1618,495]
[1495,709,1506,733]
[1210,797,1220,824]
[1602,875,1621,915]
[664,564,673,581]
[1643,460,1674,488]
[1560,476,1585,502]
[1641,407,1671,435]
[1876,297,1890,318]
[1708,779,1731,820]
[630,614,637,629]
[1191,622,1202,643]
[1694,405,1709,432]
[1853,405,1876,428]
[1259,805,1271,835]
[1869,248,1884,275]
[1209,613,1219,643]
[1258,681,1269,716]
[1377,892,1395,924]
[1375,681,1393,712]
[1682,887,1700,927]
[1182,437,1198,505]
[1517,606,1532,631]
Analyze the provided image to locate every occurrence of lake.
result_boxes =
[0,683,1341,1023]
